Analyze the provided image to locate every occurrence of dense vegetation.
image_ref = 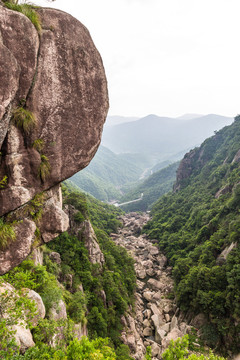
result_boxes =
[120,162,179,212]
[70,145,147,201]
[144,115,240,352]
[0,185,136,359]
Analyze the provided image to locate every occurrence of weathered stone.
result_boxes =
[25,289,46,326]
[0,43,19,146]
[143,327,153,337]
[143,319,151,328]
[143,291,154,302]
[148,278,164,291]
[49,251,61,265]
[161,328,183,350]
[165,313,171,322]
[170,315,178,331]
[49,299,67,321]
[149,246,159,256]
[79,220,105,266]
[151,342,161,357]
[0,4,108,273]
[0,219,36,275]
[40,186,69,243]
[13,324,35,353]
[74,323,88,340]
[136,268,146,279]
[151,314,163,329]
[0,282,35,352]
[155,328,166,344]
[30,247,43,266]
[150,303,161,317]
[0,5,39,101]
[160,322,171,333]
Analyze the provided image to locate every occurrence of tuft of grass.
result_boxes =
[12,107,37,135]
[39,155,51,182]
[32,139,44,153]
[0,176,8,190]
[0,218,16,250]
[3,2,41,32]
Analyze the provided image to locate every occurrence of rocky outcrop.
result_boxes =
[66,204,105,267]
[112,213,192,360]
[0,282,36,353]
[0,3,108,273]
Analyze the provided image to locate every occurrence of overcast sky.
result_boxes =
[30,0,240,118]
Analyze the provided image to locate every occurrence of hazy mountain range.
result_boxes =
[102,114,233,161]
[70,113,234,203]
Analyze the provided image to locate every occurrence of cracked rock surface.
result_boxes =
[0,4,108,273]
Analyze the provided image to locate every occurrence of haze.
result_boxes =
[29,0,240,118]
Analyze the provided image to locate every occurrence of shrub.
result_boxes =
[0,175,7,189]
[12,107,37,134]
[3,3,41,32]
[39,155,51,182]
[32,139,45,153]
[0,218,16,250]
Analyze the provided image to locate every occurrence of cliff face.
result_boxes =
[0,4,108,274]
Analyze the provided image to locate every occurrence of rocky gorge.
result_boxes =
[111,212,198,360]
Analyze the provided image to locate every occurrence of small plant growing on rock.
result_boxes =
[0,218,16,250]
[32,139,45,153]
[39,154,51,182]
[3,2,42,32]
[12,107,37,135]
[0,175,8,189]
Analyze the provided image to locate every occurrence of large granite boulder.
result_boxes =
[0,3,108,273]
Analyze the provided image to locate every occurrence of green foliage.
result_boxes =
[47,187,135,348]
[120,162,179,212]
[2,259,63,315]
[162,335,226,360]
[39,154,51,182]
[12,107,37,134]
[145,346,152,360]
[0,175,7,189]
[11,336,117,359]
[0,279,37,358]
[0,217,16,250]
[32,139,45,153]
[3,2,41,32]
[144,115,240,351]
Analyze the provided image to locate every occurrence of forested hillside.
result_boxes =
[1,185,136,359]
[119,162,179,212]
[144,115,240,353]
[70,146,149,201]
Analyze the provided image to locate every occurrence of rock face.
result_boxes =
[0,3,108,273]
[112,213,192,359]
[0,282,36,353]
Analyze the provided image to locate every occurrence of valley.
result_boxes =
[111,212,194,359]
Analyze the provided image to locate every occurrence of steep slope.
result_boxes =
[119,162,179,212]
[70,145,149,201]
[1,185,136,358]
[102,114,233,159]
[144,115,240,353]
[0,3,108,273]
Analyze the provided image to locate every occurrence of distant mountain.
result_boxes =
[102,114,233,160]
[176,113,203,120]
[105,115,139,127]
[119,162,179,212]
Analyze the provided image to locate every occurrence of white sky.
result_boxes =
[29,0,240,118]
